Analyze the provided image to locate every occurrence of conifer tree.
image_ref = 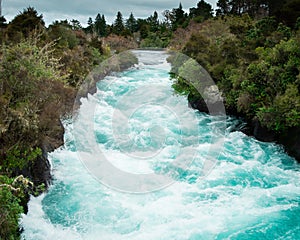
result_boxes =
[87,17,94,34]
[95,13,107,37]
[126,12,137,33]
[100,15,107,37]
[113,11,124,35]
[147,11,159,32]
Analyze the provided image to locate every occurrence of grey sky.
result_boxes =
[2,0,217,26]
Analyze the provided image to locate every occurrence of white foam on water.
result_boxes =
[22,50,300,240]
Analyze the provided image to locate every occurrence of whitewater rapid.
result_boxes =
[22,50,300,240]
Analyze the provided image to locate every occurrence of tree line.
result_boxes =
[76,0,300,38]
[1,1,298,48]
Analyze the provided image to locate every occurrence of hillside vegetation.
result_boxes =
[172,15,300,132]
[169,0,300,163]
[0,8,110,239]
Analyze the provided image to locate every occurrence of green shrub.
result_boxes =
[258,84,300,131]
[3,146,42,172]
[0,186,23,239]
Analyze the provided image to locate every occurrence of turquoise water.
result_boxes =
[22,51,300,239]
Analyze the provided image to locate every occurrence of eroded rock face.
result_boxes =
[19,149,51,186]
[42,118,65,153]
[32,150,52,187]
[188,93,209,113]
[251,118,277,142]
[278,127,300,162]
[6,115,65,189]
[248,120,300,163]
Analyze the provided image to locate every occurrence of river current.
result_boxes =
[22,50,300,239]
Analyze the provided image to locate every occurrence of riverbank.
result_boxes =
[168,15,300,163]
[21,49,300,240]
[187,94,300,163]
[0,8,139,237]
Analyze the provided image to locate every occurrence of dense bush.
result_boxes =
[0,173,41,239]
[173,15,300,133]
[0,37,74,240]
[140,32,169,48]
[0,39,70,152]
[0,6,135,237]
[0,183,23,239]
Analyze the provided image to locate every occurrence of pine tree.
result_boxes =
[273,0,300,27]
[166,2,187,30]
[0,16,6,28]
[175,3,185,22]
[95,13,107,37]
[229,0,245,15]
[147,11,159,32]
[267,0,283,16]
[94,13,101,36]
[100,15,107,37]
[216,0,268,17]
[87,17,94,34]
[113,11,124,35]
[126,12,137,33]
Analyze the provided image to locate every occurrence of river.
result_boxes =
[21,50,300,239]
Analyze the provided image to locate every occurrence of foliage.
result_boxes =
[173,14,300,132]
[216,0,300,27]
[45,20,107,87]
[3,146,42,172]
[0,184,23,239]
[5,7,45,41]
[216,0,268,17]
[163,3,188,30]
[126,13,138,33]
[140,32,169,48]
[48,20,79,49]
[104,34,138,52]
[270,0,300,27]
[189,0,213,22]
[1,1,299,238]
[0,7,111,239]
[257,84,300,131]
[0,39,65,105]
[95,14,107,37]
[0,39,71,175]
[0,16,7,29]
[168,21,202,50]
[0,174,38,239]
[113,11,125,35]
[244,38,300,130]
[70,19,82,30]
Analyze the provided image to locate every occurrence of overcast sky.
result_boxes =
[2,0,217,26]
